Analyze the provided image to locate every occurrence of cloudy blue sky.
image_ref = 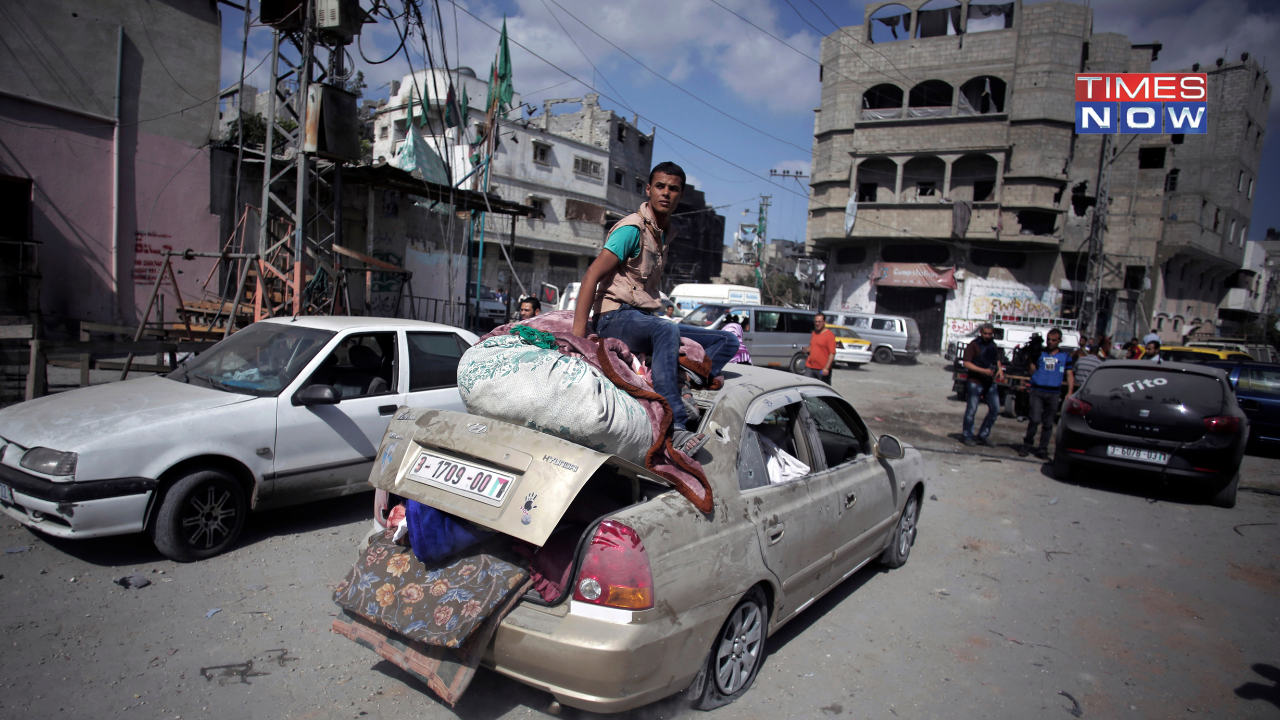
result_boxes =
[219,0,1280,248]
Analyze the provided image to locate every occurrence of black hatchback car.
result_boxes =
[1053,360,1247,507]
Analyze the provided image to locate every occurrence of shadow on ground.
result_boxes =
[28,492,373,567]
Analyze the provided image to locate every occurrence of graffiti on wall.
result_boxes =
[132,232,174,285]
[825,267,873,312]
[966,282,1061,320]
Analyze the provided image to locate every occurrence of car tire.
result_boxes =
[878,490,920,568]
[789,353,808,375]
[150,467,247,562]
[687,586,769,711]
[1207,471,1239,509]
[873,347,894,364]
[1052,447,1072,481]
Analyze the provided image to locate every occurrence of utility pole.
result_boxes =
[256,0,362,317]
[1081,134,1111,340]
[755,196,771,291]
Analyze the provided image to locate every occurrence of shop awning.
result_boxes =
[871,262,957,289]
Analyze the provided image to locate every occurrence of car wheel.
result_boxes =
[1207,471,1239,509]
[789,353,808,375]
[878,491,920,568]
[687,586,768,711]
[150,467,247,562]
[1052,447,1072,481]
[873,347,894,364]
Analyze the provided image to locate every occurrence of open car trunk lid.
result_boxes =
[368,408,670,547]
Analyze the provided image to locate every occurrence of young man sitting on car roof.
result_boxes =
[571,162,739,455]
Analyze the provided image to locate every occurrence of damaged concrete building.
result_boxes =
[808,0,1269,353]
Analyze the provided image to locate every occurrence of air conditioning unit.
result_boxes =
[316,0,364,39]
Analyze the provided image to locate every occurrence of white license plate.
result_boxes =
[0,483,11,504]
[1106,445,1169,465]
[405,450,516,507]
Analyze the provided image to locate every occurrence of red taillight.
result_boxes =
[1203,415,1241,434]
[573,520,653,610]
[1064,397,1092,416]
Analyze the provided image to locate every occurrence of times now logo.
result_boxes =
[1074,73,1208,134]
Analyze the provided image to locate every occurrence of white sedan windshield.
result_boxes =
[169,324,336,396]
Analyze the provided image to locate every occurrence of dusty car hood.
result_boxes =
[0,376,256,450]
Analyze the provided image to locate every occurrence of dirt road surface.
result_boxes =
[1,356,1277,718]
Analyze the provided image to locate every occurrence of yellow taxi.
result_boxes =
[827,324,873,368]
[1159,346,1255,364]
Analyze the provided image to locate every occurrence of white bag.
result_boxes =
[457,335,654,464]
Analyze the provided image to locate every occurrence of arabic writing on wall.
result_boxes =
[133,232,174,286]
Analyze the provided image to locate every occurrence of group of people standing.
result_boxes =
[960,325,1163,458]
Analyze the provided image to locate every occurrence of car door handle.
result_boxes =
[766,524,786,545]
[845,492,857,508]
[379,405,397,416]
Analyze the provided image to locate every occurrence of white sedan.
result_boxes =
[0,317,476,561]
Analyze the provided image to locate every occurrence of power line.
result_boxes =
[802,0,921,87]
[542,0,811,154]
[780,0,913,88]
[538,0,634,113]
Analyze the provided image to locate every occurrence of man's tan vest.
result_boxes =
[593,204,667,315]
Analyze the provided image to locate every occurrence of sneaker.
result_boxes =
[1034,448,1050,460]
[672,429,709,456]
[1016,444,1030,458]
[962,437,978,447]
[977,436,994,447]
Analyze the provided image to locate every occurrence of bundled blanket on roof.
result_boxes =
[464,309,716,514]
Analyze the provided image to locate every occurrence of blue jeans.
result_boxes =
[963,381,1000,440]
[595,306,740,427]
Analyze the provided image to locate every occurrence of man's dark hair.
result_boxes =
[648,161,686,185]
[1147,340,1161,350]
[520,296,541,312]
[814,312,825,321]
[1047,328,1062,340]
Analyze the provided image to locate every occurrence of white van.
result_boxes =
[669,284,762,315]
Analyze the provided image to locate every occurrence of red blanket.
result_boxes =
[480,310,715,514]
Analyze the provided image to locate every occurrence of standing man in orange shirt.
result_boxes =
[803,312,837,385]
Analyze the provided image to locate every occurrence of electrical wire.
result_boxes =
[803,0,920,87]
[541,0,810,154]
[539,0,634,112]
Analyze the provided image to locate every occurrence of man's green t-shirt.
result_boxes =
[603,225,665,262]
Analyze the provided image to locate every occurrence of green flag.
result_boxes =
[496,18,513,110]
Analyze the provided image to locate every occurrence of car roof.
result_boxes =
[1091,359,1229,378]
[257,316,465,333]
[720,363,829,395]
[1204,360,1278,368]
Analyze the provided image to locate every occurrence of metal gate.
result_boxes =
[875,286,946,354]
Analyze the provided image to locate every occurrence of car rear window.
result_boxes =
[682,305,729,327]
[1081,367,1224,406]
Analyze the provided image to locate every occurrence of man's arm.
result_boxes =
[1066,368,1075,397]
[823,335,836,375]
[962,345,992,375]
[571,250,621,337]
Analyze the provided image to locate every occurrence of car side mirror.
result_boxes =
[294,384,340,406]
[875,434,905,460]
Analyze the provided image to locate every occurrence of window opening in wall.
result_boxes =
[1070,181,1096,216]
[638,136,649,151]
[1157,316,1164,331]
[1060,290,1082,319]
[1180,265,1187,281]
[512,248,534,264]
[573,156,602,179]
[528,197,546,216]
[959,76,1007,114]
[861,84,904,120]
[916,181,937,197]
[635,178,644,194]
[1016,210,1057,236]
[967,1,1014,33]
[613,169,624,187]
[617,125,627,143]
[974,180,996,202]
[1164,168,1180,192]
[903,156,945,201]
[1137,147,1166,169]
[908,80,954,115]
[1199,273,1205,290]
[1174,318,1182,332]
[548,252,578,268]
[857,183,878,202]
[533,143,550,164]
[379,125,389,139]
[868,4,912,44]
[1124,266,1146,291]
[882,243,949,264]
[855,158,897,202]
[1241,226,1247,244]
[1171,134,1184,144]
[1213,209,1221,231]
[1238,171,1245,191]
[835,246,867,265]
[971,249,1026,269]
[1230,220,1237,244]
[1248,179,1254,198]
[952,154,998,203]
[916,0,962,38]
